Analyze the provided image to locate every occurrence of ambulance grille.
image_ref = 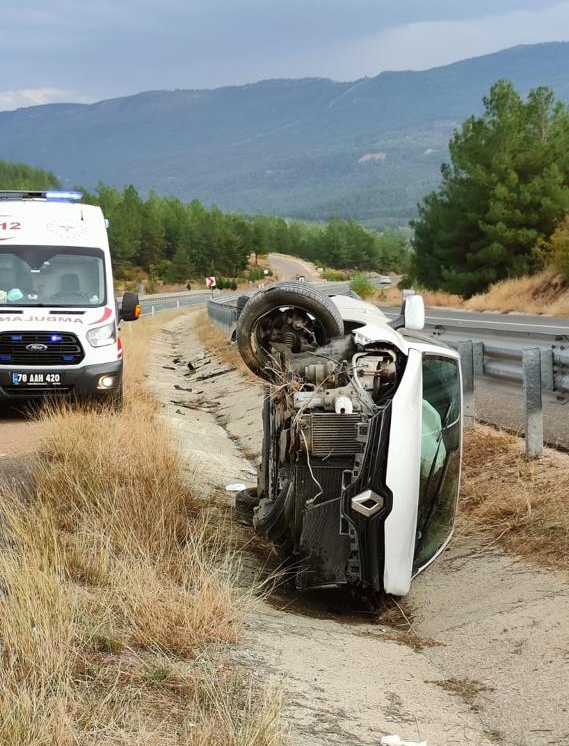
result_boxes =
[0,332,84,366]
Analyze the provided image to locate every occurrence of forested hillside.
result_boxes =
[0,162,407,282]
[2,43,569,228]
[0,160,59,191]
[81,185,407,282]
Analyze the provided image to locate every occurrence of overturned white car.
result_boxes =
[235,282,462,597]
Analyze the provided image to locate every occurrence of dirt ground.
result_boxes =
[0,404,43,458]
[148,310,569,746]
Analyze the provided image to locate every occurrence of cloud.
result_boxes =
[2,0,569,105]
[326,2,569,79]
[0,88,90,111]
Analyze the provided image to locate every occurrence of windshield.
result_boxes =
[0,246,106,307]
[413,354,462,572]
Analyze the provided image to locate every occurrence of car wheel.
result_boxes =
[235,487,260,526]
[236,281,344,380]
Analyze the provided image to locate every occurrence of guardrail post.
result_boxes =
[473,341,484,375]
[177,300,180,309]
[540,349,554,391]
[458,340,474,429]
[523,349,543,458]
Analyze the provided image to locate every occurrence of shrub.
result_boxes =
[349,273,374,298]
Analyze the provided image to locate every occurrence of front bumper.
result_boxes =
[0,360,123,400]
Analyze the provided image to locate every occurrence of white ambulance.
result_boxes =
[0,190,140,405]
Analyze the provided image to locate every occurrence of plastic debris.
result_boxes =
[225,483,247,492]
[380,736,427,746]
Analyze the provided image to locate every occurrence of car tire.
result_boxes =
[235,487,260,526]
[236,281,344,380]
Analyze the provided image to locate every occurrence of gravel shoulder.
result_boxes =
[149,310,569,746]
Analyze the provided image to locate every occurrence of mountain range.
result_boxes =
[3,42,569,229]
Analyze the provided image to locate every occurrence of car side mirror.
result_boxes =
[120,291,142,321]
[389,294,425,331]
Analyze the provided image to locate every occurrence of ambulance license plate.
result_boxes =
[11,372,62,386]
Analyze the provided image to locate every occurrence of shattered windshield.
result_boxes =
[413,354,462,572]
[0,246,106,307]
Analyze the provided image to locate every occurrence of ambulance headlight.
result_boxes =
[87,322,116,348]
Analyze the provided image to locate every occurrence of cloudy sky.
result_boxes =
[3,0,569,110]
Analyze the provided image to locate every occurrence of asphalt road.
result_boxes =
[379,305,569,341]
[268,252,320,281]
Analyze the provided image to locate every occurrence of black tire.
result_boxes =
[235,295,250,318]
[236,282,344,380]
[235,487,260,526]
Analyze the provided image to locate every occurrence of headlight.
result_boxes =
[87,322,116,348]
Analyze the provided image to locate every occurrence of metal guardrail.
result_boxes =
[206,290,569,395]
[205,287,569,456]
[137,282,569,396]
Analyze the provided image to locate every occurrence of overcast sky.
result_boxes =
[3,0,569,111]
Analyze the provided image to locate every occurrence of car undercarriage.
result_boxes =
[234,282,462,597]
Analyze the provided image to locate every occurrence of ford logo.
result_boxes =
[26,343,48,352]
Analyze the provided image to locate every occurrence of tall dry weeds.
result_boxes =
[465,270,569,315]
[459,425,569,571]
[0,309,283,745]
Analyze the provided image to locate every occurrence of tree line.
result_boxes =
[80,186,408,282]
[411,80,569,296]
[0,160,408,283]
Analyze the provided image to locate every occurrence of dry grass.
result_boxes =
[459,425,569,571]
[373,286,464,308]
[0,309,283,745]
[374,270,569,315]
[465,270,569,315]
[431,677,493,710]
[194,310,258,380]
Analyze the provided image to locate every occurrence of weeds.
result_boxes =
[0,309,283,745]
[465,270,569,315]
[431,677,493,709]
[459,425,569,572]
[194,310,257,380]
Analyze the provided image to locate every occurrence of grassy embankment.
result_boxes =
[458,426,569,573]
[374,270,569,315]
[0,310,283,746]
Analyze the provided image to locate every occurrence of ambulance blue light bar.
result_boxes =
[45,191,83,202]
[0,190,84,201]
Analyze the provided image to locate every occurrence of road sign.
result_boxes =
[206,276,216,289]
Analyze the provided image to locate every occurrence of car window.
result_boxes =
[413,354,462,572]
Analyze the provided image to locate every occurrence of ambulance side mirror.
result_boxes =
[120,292,141,321]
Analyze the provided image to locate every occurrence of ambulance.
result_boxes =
[0,190,140,404]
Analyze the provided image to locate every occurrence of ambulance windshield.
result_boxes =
[0,246,106,307]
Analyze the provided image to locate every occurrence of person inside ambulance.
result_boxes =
[7,266,37,302]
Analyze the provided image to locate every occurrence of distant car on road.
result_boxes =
[378,276,392,285]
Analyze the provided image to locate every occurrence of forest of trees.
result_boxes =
[0,160,407,283]
[411,80,569,296]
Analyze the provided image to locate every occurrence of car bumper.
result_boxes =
[0,360,123,400]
